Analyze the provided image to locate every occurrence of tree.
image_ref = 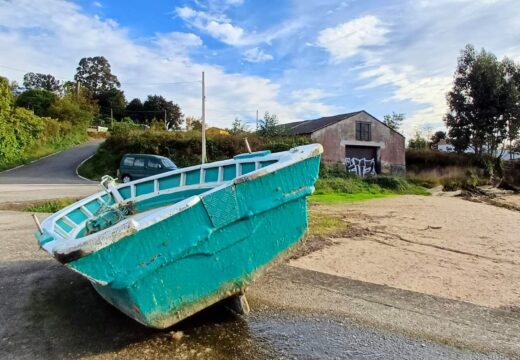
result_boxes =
[445,44,520,157]
[430,130,447,146]
[95,88,126,119]
[126,98,145,123]
[0,76,48,164]
[258,111,281,137]
[23,72,62,93]
[0,76,12,120]
[74,56,121,95]
[408,130,430,150]
[185,115,200,131]
[143,95,183,130]
[48,95,93,131]
[383,112,405,131]
[229,117,249,134]
[15,89,57,117]
[191,119,203,131]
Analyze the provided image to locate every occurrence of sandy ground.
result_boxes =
[493,193,520,209]
[291,195,520,309]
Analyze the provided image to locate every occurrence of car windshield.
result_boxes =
[161,158,177,169]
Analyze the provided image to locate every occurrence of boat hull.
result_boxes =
[65,154,321,328]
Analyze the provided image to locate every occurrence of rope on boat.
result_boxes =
[85,202,135,235]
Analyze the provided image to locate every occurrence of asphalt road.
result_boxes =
[0,140,102,184]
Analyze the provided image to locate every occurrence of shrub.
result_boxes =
[78,130,312,180]
[15,89,57,117]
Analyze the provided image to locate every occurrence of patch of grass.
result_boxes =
[310,175,429,204]
[77,147,119,181]
[310,192,394,203]
[308,212,346,236]
[25,198,77,213]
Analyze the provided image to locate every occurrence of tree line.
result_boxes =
[0,56,187,169]
[14,56,184,131]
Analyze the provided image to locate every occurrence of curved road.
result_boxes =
[0,140,103,184]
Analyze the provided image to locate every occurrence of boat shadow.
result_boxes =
[0,259,257,359]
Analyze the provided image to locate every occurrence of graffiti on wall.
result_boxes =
[345,157,377,177]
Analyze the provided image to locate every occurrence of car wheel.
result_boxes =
[122,175,132,183]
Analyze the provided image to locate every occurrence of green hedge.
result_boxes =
[0,76,91,171]
[406,150,490,172]
[78,130,312,180]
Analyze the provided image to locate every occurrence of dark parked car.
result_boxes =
[118,154,177,183]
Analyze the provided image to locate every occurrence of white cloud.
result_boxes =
[359,65,451,134]
[348,0,520,136]
[93,1,102,8]
[316,16,388,62]
[154,32,203,55]
[224,0,244,5]
[175,5,303,47]
[0,0,329,128]
[243,48,273,63]
[290,88,329,102]
[176,6,244,45]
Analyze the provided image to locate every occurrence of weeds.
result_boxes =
[25,198,77,213]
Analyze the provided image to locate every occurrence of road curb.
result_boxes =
[75,154,98,184]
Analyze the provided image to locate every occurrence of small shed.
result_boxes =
[282,111,406,175]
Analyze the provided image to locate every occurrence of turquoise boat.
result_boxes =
[35,144,322,328]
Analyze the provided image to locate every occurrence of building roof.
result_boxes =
[280,110,404,138]
[281,111,362,135]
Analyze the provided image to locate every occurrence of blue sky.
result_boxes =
[1,0,520,136]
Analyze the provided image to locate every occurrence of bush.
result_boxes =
[15,89,57,117]
[406,150,489,171]
[78,130,312,180]
[405,150,491,190]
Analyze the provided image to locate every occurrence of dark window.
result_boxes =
[133,158,145,168]
[356,122,371,141]
[123,157,135,166]
[147,159,161,169]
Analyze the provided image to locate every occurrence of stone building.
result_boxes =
[282,111,406,175]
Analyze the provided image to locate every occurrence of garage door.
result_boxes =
[345,146,378,176]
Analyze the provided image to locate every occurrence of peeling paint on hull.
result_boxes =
[37,146,322,328]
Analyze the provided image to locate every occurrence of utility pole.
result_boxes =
[201,71,206,164]
[75,82,80,99]
[164,109,167,130]
[110,108,113,129]
[256,109,259,131]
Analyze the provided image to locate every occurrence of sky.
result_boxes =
[1,0,520,137]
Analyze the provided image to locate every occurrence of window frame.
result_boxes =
[355,122,372,141]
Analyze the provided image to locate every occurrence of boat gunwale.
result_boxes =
[38,144,323,263]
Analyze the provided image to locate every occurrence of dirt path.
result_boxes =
[291,195,520,309]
